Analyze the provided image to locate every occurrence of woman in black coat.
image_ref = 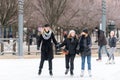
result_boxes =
[59,30,78,76]
[37,24,58,76]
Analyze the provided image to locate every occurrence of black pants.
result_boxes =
[39,58,52,71]
[65,54,75,71]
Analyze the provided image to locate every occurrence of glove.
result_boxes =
[56,43,60,49]
[76,49,80,55]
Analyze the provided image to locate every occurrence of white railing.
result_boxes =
[0,38,18,55]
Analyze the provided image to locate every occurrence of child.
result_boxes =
[107,31,117,64]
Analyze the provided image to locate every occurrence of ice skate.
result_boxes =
[106,60,110,64]
[88,70,92,77]
[65,69,69,75]
[49,70,53,76]
[70,70,74,76]
[111,60,115,64]
[96,58,102,61]
[38,69,42,75]
[80,70,84,77]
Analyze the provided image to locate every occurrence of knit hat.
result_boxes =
[95,26,99,30]
[83,29,88,34]
[69,30,76,34]
[44,24,50,27]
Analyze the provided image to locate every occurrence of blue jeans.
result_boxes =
[81,55,91,70]
[109,47,116,60]
[98,45,109,59]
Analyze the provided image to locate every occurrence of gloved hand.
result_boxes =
[76,50,80,55]
[56,43,60,49]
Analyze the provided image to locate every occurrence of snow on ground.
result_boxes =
[0,57,120,80]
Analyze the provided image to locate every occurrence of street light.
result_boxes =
[102,0,106,33]
[18,0,24,57]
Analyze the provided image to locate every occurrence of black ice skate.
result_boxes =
[38,69,41,75]
[49,70,53,76]
[65,69,69,75]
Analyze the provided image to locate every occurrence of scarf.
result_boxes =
[42,30,52,40]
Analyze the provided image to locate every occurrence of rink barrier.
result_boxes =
[0,38,18,55]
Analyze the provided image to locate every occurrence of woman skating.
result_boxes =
[79,29,92,77]
[37,24,58,76]
[58,30,78,76]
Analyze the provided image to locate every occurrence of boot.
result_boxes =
[80,70,84,77]
[38,69,42,75]
[70,70,74,76]
[12,53,16,55]
[88,70,92,77]
[65,69,69,75]
[49,70,53,76]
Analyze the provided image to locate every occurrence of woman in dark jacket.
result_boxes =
[79,29,92,77]
[37,24,58,76]
[59,30,78,76]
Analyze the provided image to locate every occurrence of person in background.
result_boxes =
[37,24,58,76]
[58,30,78,76]
[95,27,109,61]
[106,31,117,64]
[63,31,68,40]
[79,28,92,77]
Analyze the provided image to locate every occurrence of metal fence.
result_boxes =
[0,38,18,55]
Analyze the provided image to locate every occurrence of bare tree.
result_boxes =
[34,0,70,29]
[0,0,18,27]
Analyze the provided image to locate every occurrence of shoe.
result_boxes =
[38,69,41,75]
[1,53,4,55]
[80,70,84,77]
[70,70,74,76]
[65,69,69,75]
[88,70,92,77]
[12,53,16,55]
[49,70,53,76]
[96,59,101,61]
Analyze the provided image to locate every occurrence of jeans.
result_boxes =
[98,45,109,59]
[109,47,116,60]
[65,54,75,71]
[81,55,91,70]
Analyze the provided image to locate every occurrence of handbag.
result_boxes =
[62,49,69,55]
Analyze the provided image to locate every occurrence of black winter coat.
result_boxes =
[79,35,92,56]
[59,37,78,55]
[97,30,107,46]
[37,32,57,60]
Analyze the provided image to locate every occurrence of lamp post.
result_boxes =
[18,0,24,57]
[102,0,106,33]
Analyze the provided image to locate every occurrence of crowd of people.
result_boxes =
[36,24,117,77]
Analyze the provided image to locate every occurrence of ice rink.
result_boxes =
[0,57,120,80]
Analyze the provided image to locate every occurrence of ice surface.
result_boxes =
[0,57,120,80]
